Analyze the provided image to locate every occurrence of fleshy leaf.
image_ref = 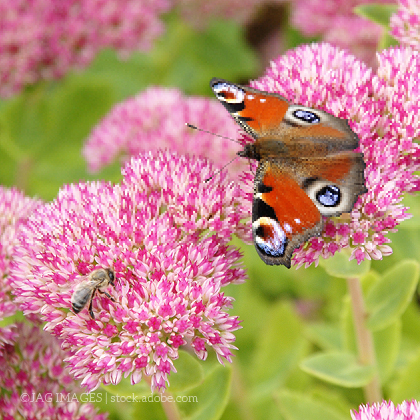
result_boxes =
[101,378,150,398]
[320,251,371,279]
[374,320,401,384]
[175,364,232,420]
[390,348,420,402]
[365,260,419,330]
[305,323,342,351]
[169,350,205,392]
[275,389,348,420]
[300,351,375,387]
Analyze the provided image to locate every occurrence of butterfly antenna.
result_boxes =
[185,123,242,145]
[205,155,240,183]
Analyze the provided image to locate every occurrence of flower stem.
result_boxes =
[346,277,382,403]
[160,389,182,420]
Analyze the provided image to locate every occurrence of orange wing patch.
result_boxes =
[238,92,289,134]
[261,167,321,238]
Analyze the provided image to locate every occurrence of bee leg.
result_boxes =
[98,289,116,302]
[88,289,96,319]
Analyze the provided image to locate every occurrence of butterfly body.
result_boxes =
[211,78,366,268]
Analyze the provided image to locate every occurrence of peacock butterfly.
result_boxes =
[211,78,366,268]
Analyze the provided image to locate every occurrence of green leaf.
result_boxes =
[127,363,231,420]
[360,270,382,293]
[275,389,348,420]
[373,227,420,273]
[309,388,354,418]
[365,260,419,330]
[300,351,375,387]
[319,251,371,279]
[401,195,420,229]
[175,364,232,420]
[101,351,204,400]
[130,394,167,420]
[354,4,398,27]
[101,377,150,399]
[305,323,342,351]
[250,302,307,392]
[390,348,420,402]
[374,320,401,384]
[401,302,420,347]
[169,350,205,392]
[378,31,399,50]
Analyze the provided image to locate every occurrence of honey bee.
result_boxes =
[71,268,116,319]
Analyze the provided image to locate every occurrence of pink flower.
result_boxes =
[0,323,106,420]
[0,0,171,97]
[10,150,248,391]
[290,0,394,65]
[391,0,420,50]
[83,86,245,176]
[351,400,420,420]
[243,43,419,268]
[0,187,42,347]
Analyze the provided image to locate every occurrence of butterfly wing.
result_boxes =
[252,160,323,268]
[211,78,363,152]
[299,151,366,217]
[253,151,366,267]
[210,78,289,140]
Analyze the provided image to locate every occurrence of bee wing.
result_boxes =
[71,280,95,313]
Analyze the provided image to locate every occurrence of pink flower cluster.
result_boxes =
[10,150,248,391]
[246,43,420,267]
[0,0,170,97]
[0,323,106,420]
[352,400,420,420]
[0,187,42,347]
[290,0,395,65]
[83,86,245,176]
[390,0,420,50]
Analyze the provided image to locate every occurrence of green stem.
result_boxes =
[346,277,382,403]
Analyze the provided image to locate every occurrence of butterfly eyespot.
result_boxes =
[316,185,341,207]
[304,179,350,216]
[293,109,321,124]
